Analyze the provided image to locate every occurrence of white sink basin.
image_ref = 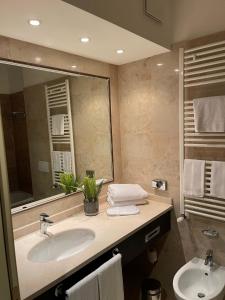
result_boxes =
[173,258,225,300]
[28,228,95,263]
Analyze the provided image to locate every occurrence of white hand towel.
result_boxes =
[183,159,205,197]
[98,254,124,300]
[108,184,149,202]
[210,161,225,198]
[52,151,62,172]
[107,205,140,216]
[63,151,72,172]
[193,96,225,132]
[66,270,99,300]
[107,195,147,206]
[52,114,65,135]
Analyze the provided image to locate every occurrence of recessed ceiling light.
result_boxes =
[29,19,41,26]
[174,68,179,72]
[157,63,163,66]
[116,49,124,54]
[71,65,77,69]
[80,37,90,43]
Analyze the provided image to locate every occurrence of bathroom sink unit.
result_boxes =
[15,200,171,300]
[173,257,225,300]
[28,228,95,263]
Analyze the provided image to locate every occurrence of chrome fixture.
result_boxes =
[40,213,53,235]
[204,249,213,268]
[152,179,167,191]
[202,228,219,239]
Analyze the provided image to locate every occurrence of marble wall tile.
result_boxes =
[118,50,180,203]
[70,76,113,179]
[118,31,225,299]
[118,50,185,300]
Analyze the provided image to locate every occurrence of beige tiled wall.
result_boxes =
[24,82,54,200]
[2,31,225,299]
[118,51,185,300]
[118,32,225,299]
[69,76,113,179]
[118,50,180,210]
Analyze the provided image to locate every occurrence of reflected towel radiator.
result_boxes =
[45,79,76,185]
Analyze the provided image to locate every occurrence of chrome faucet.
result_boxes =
[40,213,54,235]
[204,249,213,267]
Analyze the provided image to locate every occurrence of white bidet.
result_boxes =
[173,257,225,300]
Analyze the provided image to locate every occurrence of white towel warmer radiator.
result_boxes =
[179,40,225,221]
[45,79,76,185]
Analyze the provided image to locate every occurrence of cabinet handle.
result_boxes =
[145,226,160,243]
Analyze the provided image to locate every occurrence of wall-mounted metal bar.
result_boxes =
[185,210,225,222]
[179,48,185,215]
[180,40,225,221]
[184,40,225,54]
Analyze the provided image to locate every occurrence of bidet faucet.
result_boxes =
[40,213,54,235]
[204,249,213,267]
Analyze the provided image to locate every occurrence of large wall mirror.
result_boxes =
[0,62,113,211]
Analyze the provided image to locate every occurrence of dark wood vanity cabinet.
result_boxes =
[34,211,171,300]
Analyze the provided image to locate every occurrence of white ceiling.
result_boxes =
[0,0,168,65]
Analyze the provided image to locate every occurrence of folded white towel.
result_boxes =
[183,159,205,197]
[108,184,149,202]
[98,254,124,300]
[107,205,140,216]
[210,161,225,199]
[52,114,65,135]
[107,195,147,207]
[66,270,99,300]
[193,96,225,132]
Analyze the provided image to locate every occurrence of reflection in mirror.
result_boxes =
[0,63,113,209]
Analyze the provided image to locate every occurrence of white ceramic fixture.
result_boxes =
[173,258,225,300]
[28,228,95,263]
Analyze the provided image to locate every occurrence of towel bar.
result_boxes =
[54,251,121,298]
[179,43,225,222]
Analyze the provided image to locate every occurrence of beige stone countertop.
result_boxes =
[15,197,172,300]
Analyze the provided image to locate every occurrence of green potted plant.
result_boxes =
[59,172,80,195]
[81,176,103,216]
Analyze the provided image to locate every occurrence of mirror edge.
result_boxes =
[0,59,115,215]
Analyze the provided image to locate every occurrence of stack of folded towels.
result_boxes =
[107,184,149,207]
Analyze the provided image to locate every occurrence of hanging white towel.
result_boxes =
[66,270,99,300]
[210,161,225,198]
[193,96,225,132]
[108,184,149,203]
[52,151,62,172]
[63,151,72,172]
[183,159,205,197]
[52,114,65,135]
[98,254,124,300]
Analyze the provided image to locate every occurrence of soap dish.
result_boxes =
[107,205,140,216]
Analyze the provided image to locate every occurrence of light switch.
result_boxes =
[38,161,49,173]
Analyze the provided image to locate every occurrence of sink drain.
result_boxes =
[198,292,206,298]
